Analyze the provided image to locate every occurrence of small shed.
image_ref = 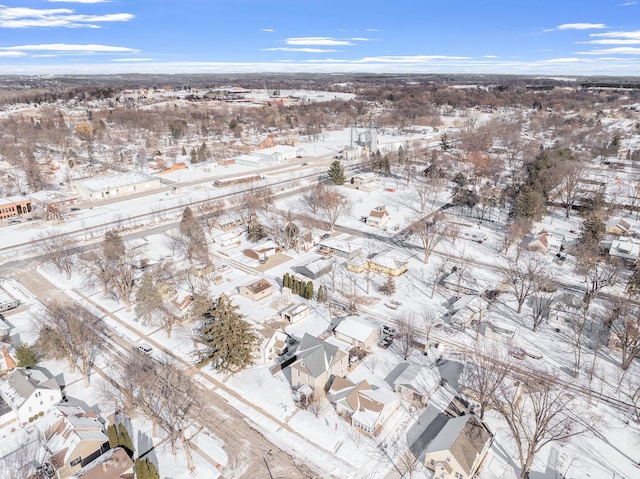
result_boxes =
[239,279,273,302]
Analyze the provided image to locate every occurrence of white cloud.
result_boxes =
[111,58,154,62]
[262,47,337,53]
[576,47,640,54]
[349,37,372,41]
[578,38,640,44]
[260,28,275,32]
[0,5,133,28]
[0,43,138,52]
[285,37,354,46]
[483,55,499,58]
[0,51,25,57]
[590,30,640,40]
[544,57,582,63]
[544,23,608,32]
[351,55,470,63]
[618,1,637,5]
[364,28,380,32]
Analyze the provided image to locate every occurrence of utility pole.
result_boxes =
[263,452,274,479]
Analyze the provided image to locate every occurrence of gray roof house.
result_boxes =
[289,334,348,399]
[385,362,440,407]
[0,368,62,424]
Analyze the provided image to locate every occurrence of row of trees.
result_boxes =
[282,273,314,299]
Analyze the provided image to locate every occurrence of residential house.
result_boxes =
[0,368,62,424]
[607,237,640,262]
[448,295,489,330]
[0,291,20,312]
[281,303,309,324]
[244,240,279,261]
[239,279,273,302]
[423,414,494,479]
[367,205,390,228]
[212,213,245,232]
[524,229,564,254]
[289,333,349,399]
[329,378,400,437]
[296,257,334,279]
[440,270,482,295]
[299,230,321,252]
[347,248,409,277]
[606,217,638,237]
[318,237,362,259]
[333,316,380,351]
[483,320,518,344]
[213,229,243,247]
[385,362,440,407]
[71,447,134,479]
[39,404,110,478]
[351,172,379,192]
[71,172,161,201]
[549,292,584,326]
[257,328,288,362]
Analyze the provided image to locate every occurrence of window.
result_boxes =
[446,456,451,462]
[35,392,41,398]
[430,459,435,466]
[69,456,82,467]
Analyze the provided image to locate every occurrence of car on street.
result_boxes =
[217,263,230,272]
[378,337,393,349]
[321,232,331,239]
[382,325,396,337]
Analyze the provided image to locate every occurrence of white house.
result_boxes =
[549,292,584,326]
[459,226,488,243]
[333,315,380,351]
[351,172,379,192]
[385,362,439,406]
[257,328,289,362]
[367,205,390,227]
[0,368,62,424]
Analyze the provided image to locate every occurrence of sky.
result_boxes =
[2,0,640,76]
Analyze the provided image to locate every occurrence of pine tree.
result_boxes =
[107,424,118,449]
[628,260,640,295]
[190,148,197,163]
[181,145,187,156]
[117,423,134,457]
[134,272,164,325]
[15,343,38,368]
[197,141,207,163]
[283,273,290,289]
[196,295,259,372]
[306,281,314,300]
[327,160,345,185]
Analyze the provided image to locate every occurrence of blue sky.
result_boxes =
[2,0,640,75]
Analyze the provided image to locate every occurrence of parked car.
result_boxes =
[70,207,81,212]
[217,263,230,272]
[321,232,331,239]
[382,325,396,337]
[378,337,393,349]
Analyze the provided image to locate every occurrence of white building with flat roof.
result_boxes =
[71,172,161,201]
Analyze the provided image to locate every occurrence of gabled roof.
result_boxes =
[385,362,439,397]
[0,369,59,409]
[334,316,378,343]
[424,415,493,475]
[293,334,344,378]
[71,447,133,479]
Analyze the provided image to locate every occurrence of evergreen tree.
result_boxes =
[107,424,118,449]
[306,281,314,300]
[196,295,259,372]
[117,423,134,457]
[181,145,187,156]
[283,273,290,289]
[197,141,208,163]
[327,160,345,185]
[15,343,38,368]
[317,284,327,303]
[134,272,164,325]
[190,148,197,163]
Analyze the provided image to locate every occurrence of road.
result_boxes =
[10,265,333,479]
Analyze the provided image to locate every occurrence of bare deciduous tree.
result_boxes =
[36,301,104,387]
[411,214,447,264]
[39,231,77,279]
[495,376,588,479]
[580,259,618,310]
[502,249,547,314]
[320,186,351,231]
[396,313,419,360]
[608,301,640,370]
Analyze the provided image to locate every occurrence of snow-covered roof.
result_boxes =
[319,237,361,255]
[386,362,439,397]
[0,369,58,409]
[73,172,158,193]
[71,447,133,479]
[334,316,378,343]
[293,334,344,378]
[299,257,333,274]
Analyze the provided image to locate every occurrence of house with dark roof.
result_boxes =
[289,334,348,399]
[549,292,584,326]
[423,414,493,479]
[0,368,62,424]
